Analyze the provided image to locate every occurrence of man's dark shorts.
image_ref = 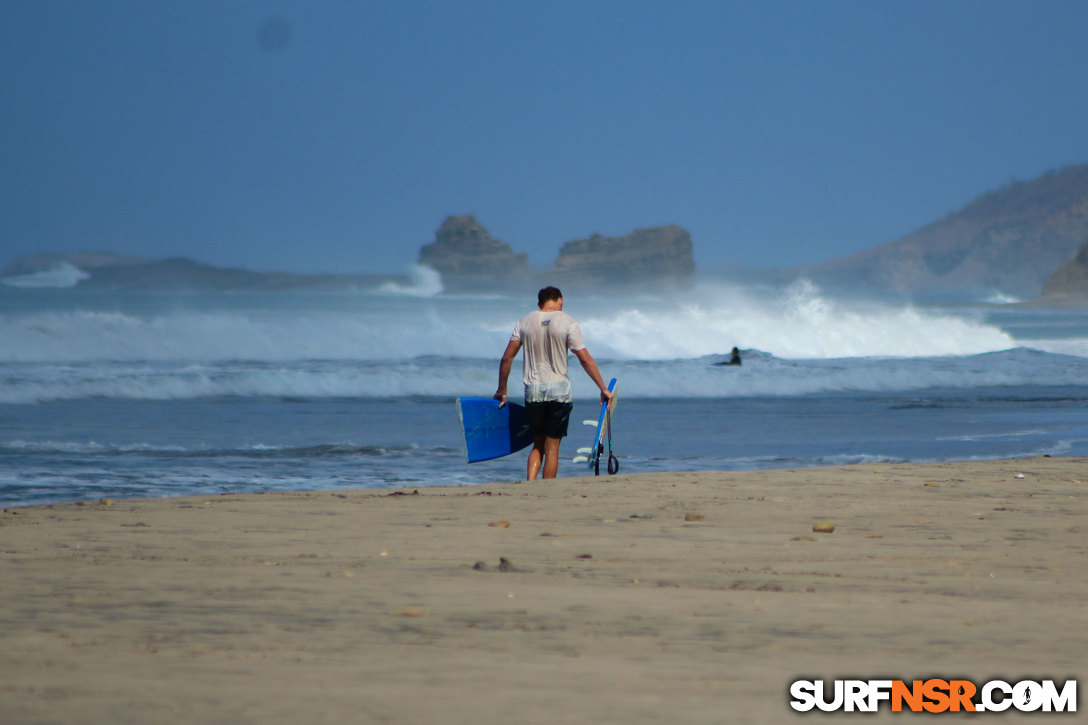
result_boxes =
[526,401,573,439]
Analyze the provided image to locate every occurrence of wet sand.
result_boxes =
[1,457,1085,723]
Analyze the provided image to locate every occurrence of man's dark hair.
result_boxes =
[537,286,563,307]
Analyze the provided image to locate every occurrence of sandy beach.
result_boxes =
[1,457,1084,723]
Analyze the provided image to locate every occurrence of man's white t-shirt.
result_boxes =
[511,310,586,403]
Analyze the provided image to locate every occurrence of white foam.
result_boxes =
[1,262,89,289]
[982,291,1023,305]
[580,280,1015,360]
[374,264,444,297]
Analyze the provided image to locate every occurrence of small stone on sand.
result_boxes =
[812,521,835,533]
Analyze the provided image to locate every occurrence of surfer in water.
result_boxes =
[713,347,742,366]
[495,286,613,480]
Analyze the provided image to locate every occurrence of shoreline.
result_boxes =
[2,457,1085,723]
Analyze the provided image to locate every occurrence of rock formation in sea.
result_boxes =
[14,162,1088,300]
[549,225,695,289]
[416,215,529,291]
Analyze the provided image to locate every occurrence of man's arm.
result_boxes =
[495,339,521,408]
[572,348,613,405]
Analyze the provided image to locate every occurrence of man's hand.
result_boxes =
[496,340,520,410]
[573,348,612,408]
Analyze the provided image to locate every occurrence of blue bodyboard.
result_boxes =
[457,398,534,463]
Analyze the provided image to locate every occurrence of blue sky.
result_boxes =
[4,0,1088,275]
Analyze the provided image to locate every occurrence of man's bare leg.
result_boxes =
[527,437,546,480]
[527,436,563,480]
[541,436,562,479]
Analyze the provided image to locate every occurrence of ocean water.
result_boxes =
[3,275,1088,506]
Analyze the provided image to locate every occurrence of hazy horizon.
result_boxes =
[4,1,1088,276]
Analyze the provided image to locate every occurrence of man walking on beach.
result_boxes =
[495,286,613,480]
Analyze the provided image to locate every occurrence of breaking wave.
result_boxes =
[0,279,1016,363]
